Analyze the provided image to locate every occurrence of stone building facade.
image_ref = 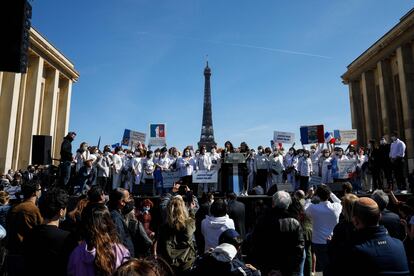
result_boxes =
[342,8,414,171]
[0,28,79,173]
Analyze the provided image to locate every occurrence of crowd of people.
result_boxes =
[0,130,412,275]
[42,131,411,198]
[0,178,413,275]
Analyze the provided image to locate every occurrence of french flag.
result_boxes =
[325,132,336,144]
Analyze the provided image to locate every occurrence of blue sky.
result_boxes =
[32,0,413,151]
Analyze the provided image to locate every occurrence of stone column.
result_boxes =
[361,70,380,142]
[12,73,27,170]
[54,78,72,161]
[349,80,366,145]
[378,59,399,136]
[40,68,59,136]
[397,44,414,171]
[0,73,21,174]
[17,55,44,169]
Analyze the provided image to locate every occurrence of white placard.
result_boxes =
[337,159,357,179]
[336,130,357,144]
[192,170,218,183]
[273,131,295,144]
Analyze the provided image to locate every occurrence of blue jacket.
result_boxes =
[349,225,409,276]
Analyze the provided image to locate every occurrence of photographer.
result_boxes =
[159,182,199,225]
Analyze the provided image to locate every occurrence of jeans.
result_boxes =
[60,161,72,186]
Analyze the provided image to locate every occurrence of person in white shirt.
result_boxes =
[331,147,349,181]
[142,150,155,188]
[75,142,90,173]
[196,146,213,194]
[254,146,269,192]
[353,148,368,194]
[389,131,407,192]
[177,147,197,189]
[298,150,313,192]
[269,150,284,188]
[111,147,123,190]
[96,148,112,192]
[201,199,235,252]
[122,151,134,192]
[131,149,144,193]
[304,185,342,272]
[168,147,179,170]
[319,149,333,185]
[155,147,170,195]
[210,146,221,171]
[284,148,299,191]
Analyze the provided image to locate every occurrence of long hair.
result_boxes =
[341,194,358,222]
[166,196,189,231]
[68,196,88,222]
[81,204,121,276]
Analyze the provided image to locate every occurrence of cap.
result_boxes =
[218,229,241,246]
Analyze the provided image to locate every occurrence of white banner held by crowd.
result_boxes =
[273,131,295,144]
[192,170,218,183]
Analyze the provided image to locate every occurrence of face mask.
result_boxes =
[82,146,88,151]
[143,206,150,212]
[59,214,66,222]
[304,154,309,158]
[185,151,190,157]
[117,151,123,155]
[349,152,354,156]
[211,149,216,154]
[122,201,135,215]
[380,139,386,145]
[324,153,330,157]
[289,150,294,155]
[104,152,109,156]
[299,152,304,156]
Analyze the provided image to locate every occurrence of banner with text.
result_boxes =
[149,124,166,147]
[337,159,357,179]
[122,129,146,148]
[273,131,295,144]
[334,129,357,145]
[162,171,180,188]
[192,170,218,183]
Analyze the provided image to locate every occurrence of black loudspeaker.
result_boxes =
[0,0,32,73]
[32,135,52,165]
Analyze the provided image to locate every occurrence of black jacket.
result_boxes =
[60,137,73,162]
[110,209,135,256]
[250,208,304,275]
[227,200,246,238]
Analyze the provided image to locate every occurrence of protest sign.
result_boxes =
[122,129,146,148]
[273,131,295,144]
[337,159,357,179]
[161,171,180,188]
[300,125,324,144]
[334,129,357,145]
[192,170,218,183]
[309,176,322,186]
[149,124,166,147]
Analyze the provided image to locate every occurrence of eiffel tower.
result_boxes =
[198,62,217,151]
